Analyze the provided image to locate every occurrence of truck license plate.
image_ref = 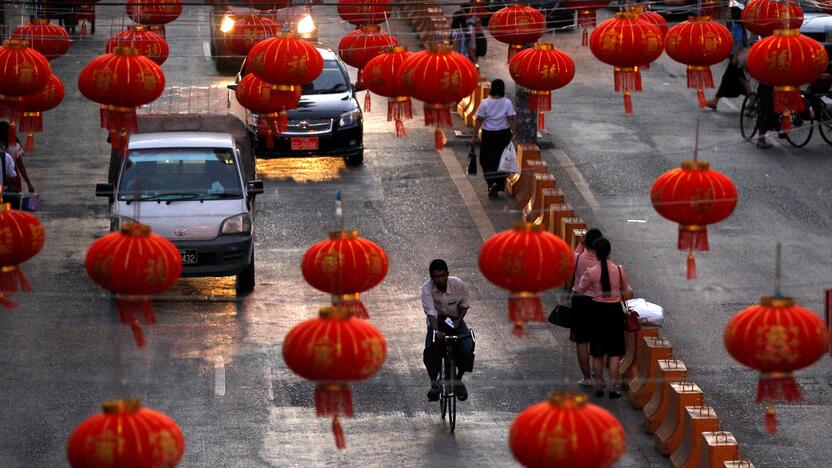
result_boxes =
[290,137,319,151]
[179,249,198,265]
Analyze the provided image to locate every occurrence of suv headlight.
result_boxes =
[339,110,362,129]
[220,213,252,235]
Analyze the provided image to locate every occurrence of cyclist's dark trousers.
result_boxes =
[423,320,474,382]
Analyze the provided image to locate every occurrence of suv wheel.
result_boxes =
[236,251,255,295]
[345,151,364,166]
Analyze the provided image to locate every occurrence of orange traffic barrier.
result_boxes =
[644,359,688,434]
[544,202,574,236]
[655,382,705,455]
[521,173,555,218]
[509,149,544,199]
[699,432,739,467]
[463,83,489,127]
[535,188,565,226]
[525,182,560,224]
[670,406,719,467]
[559,216,586,241]
[723,461,754,467]
[621,326,660,386]
[629,336,673,409]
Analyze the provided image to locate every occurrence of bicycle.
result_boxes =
[433,328,475,433]
[805,91,832,145]
[740,90,814,147]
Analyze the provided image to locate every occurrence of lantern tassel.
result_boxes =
[364,92,371,113]
[508,293,544,337]
[278,110,288,133]
[315,384,354,417]
[333,294,369,319]
[80,21,87,37]
[8,121,17,147]
[686,251,696,280]
[765,406,777,434]
[395,118,406,137]
[582,28,588,46]
[623,92,633,114]
[388,98,412,123]
[332,415,347,449]
[115,297,154,347]
[434,128,446,149]
[512,320,527,337]
[0,266,30,293]
[537,112,545,130]
[129,317,145,347]
[0,293,17,309]
[678,226,709,251]
[24,133,34,152]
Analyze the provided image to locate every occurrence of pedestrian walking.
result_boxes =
[450,9,476,64]
[0,122,36,198]
[574,238,630,399]
[472,79,517,198]
[755,82,776,149]
[704,5,752,111]
[0,139,19,207]
[570,228,604,387]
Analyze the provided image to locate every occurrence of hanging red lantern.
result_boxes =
[11,18,71,60]
[561,1,612,45]
[85,223,182,347]
[301,230,388,319]
[746,29,828,131]
[337,0,391,26]
[224,14,277,56]
[665,17,733,107]
[509,42,575,130]
[589,12,664,114]
[0,40,51,146]
[742,0,803,37]
[479,223,573,336]
[364,45,413,137]
[126,0,183,26]
[283,306,387,449]
[67,399,185,467]
[77,47,165,155]
[650,160,737,279]
[627,5,668,71]
[510,393,626,467]
[399,44,478,149]
[20,73,64,151]
[235,73,301,147]
[724,296,829,433]
[247,33,324,86]
[338,25,397,110]
[487,4,546,61]
[0,203,45,308]
[106,26,170,66]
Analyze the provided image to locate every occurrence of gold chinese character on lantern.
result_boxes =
[312,336,336,367]
[288,54,309,75]
[320,249,343,274]
[500,248,528,276]
[0,227,12,255]
[143,75,158,93]
[766,50,790,73]
[440,70,461,92]
[95,71,114,91]
[143,257,169,286]
[18,64,34,85]
[29,223,45,251]
[540,64,558,83]
[601,31,618,54]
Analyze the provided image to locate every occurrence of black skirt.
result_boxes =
[588,300,625,358]
[479,128,512,191]
[568,294,593,344]
[716,62,748,99]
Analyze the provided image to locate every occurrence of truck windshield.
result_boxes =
[118,148,243,202]
[301,60,350,95]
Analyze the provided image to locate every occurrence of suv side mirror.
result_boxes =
[352,82,367,93]
[96,183,114,198]
[247,180,264,196]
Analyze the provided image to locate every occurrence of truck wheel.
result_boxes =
[236,251,255,295]
[345,151,364,166]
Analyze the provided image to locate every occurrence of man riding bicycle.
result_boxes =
[421,259,475,402]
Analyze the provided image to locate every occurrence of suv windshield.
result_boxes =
[302,60,350,94]
[118,148,243,202]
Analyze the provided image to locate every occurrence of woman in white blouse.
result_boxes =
[472,79,517,198]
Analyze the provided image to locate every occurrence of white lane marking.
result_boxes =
[203,41,211,60]
[214,356,226,397]
[722,98,739,112]
[548,148,600,213]
[266,367,275,402]
[437,147,496,241]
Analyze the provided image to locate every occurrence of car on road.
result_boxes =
[232,46,365,166]
[96,132,264,295]
[801,2,832,46]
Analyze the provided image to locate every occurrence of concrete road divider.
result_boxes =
[644,359,688,434]
[463,84,490,127]
[544,203,575,236]
[521,173,556,222]
[569,228,588,250]
[629,336,673,409]
[671,406,720,467]
[534,188,565,226]
[621,326,661,386]
[560,217,586,242]
[655,382,705,456]
[508,146,543,198]
[699,432,740,467]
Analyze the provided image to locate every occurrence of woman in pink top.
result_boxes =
[568,227,602,387]
[574,238,630,398]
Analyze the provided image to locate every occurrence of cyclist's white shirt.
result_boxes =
[421,276,470,325]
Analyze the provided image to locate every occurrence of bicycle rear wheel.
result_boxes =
[447,356,457,433]
[439,356,448,420]
[784,106,814,148]
[818,107,832,145]
[740,94,759,141]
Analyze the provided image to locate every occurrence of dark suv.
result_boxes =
[234,46,364,166]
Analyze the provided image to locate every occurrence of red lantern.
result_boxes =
[561,1,612,45]
[283,306,387,449]
[20,73,64,151]
[742,0,803,37]
[724,296,829,433]
[487,5,546,61]
[301,230,388,319]
[399,45,479,149]
[11,18,71,60]
[85,223,182,347]
[249,0,290,11]
[479,223,573,336]
[589,12,664,114]
[665,17,733,107]
[0,40,51,146]
[0,203,45,307]
[78,47,165,155]
[235,73,301,147]
[247,33,324,86]
[746,29,828,131]
[509,42,575,130]
[338,25,397,108]
[224,14,277,56]
[106,26,170,66]
[126,0,183,26]
[650,160,737,279]
[338,0,391,26]
[636,8,668,37]
[510,393,626,467]
[67,399,185,467]
[364,45,413,137]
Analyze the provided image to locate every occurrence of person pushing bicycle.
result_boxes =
[421,259,475,402]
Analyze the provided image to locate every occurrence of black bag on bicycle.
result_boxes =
[467,143,478,175]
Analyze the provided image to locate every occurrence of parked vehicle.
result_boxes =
[801,2,832,46]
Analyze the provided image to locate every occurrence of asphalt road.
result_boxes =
[1,3,830,468]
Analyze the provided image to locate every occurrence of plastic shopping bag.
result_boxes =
[498,141,518,173]
[624,298,664,326]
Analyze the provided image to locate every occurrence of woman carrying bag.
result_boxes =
[569,228,604,387]
[472,79,517,198]
[574,238,630,399]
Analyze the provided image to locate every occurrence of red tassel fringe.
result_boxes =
[20,113,42,133]
[115,297,156,347]
[537,112,545,130]
[434,128,446,149]
[424,104,451,128]
[0,267,31,293]
[278,111,288,133]
[8,121,17,147]
[395,119,406,137]
[332,415,347,449]
[364,92,371,113]
[686,252,696,280]
[623,93,633,114]
[80,21,87,37]
[512,321,527,337]
[582,29,588,46]
[315,384,354,417]
[509,294,544,336]
[0,293,17,309]
[687,67,714,108]
[389,99,412,137]
[678,226,709,251]
[614,68,641,114]
[24,133,34,152]
[765,406,777,434]
[334,295,369,319]
[756,373,802,404]
[774,88,805,133]
[529,93,551,113]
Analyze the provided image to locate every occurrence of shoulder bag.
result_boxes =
[548,253,581,328]
[467,142,478,175]
[618,266,641,332]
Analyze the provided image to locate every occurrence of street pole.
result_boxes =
[513,84,538,145]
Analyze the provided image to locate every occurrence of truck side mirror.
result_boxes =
[247,180,264,196]
[96,183,114,198]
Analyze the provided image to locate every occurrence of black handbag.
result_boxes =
[548,253,581,328]
[467,143,477,175]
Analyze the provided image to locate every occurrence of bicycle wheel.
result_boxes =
[439,356,448,420]
[818,107,832,145]
[784,105,814,148]
[740,93,759,141]
[447,356,457,433]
